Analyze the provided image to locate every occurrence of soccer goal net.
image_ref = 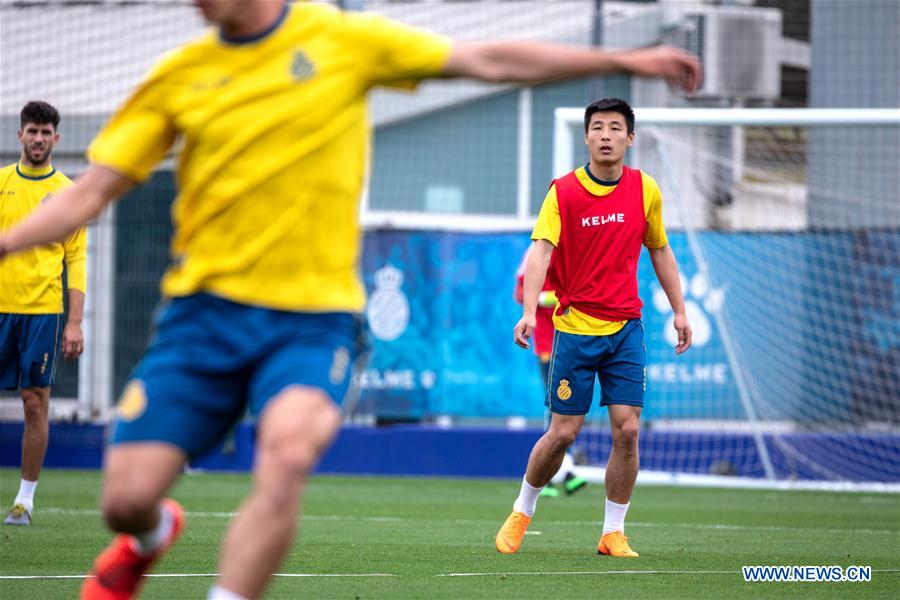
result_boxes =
[553,107,900,492]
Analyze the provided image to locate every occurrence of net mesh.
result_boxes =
[566,116,900,483]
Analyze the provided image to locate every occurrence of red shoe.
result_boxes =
[81,499,185,600]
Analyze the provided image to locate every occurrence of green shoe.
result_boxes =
[564,473,588,495]
[540,485,560,498]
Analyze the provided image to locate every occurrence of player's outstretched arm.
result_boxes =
[515,239,554,349]
[0,165,133,260]
[648,244,692,354]
[444,42,701,94]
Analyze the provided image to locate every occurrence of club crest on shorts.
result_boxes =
[117,380,147,421]
[556,378,572,400]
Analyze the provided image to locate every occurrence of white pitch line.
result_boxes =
[40,508,402,521]
[0,573,394,580]
[437,569,900,578]
[36,508,898,535]
[627,522,900,536]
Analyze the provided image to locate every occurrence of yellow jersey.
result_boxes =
[0,162,85,314]
[88,2,451,312]
[531,165,668,335]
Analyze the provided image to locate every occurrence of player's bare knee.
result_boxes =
[261,414,340,489]
[548,419,580,449]
[253,446,314,513]
[612,420,640,450]
[21,389,48,423]
[21,400,46,424]
[551,428,578,449]
[271,417,337,476]
[279,400,341,457]
[274,442,319,480]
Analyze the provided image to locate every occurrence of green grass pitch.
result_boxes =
[1,468,898,598]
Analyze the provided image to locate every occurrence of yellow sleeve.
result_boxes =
[531,184,560,246]
[63,225,88,293]
[341,11,452,89]
[87,56,178,183]
[642,173,668,249]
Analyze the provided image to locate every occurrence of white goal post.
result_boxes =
[554,107,900,493]
[553,107,900,178]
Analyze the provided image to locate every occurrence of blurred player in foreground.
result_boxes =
[0,0,699,597]
[497,98,693,558]
[1,101,86,527]
[514,244,587,498]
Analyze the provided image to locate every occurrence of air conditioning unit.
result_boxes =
[663,5,782,100]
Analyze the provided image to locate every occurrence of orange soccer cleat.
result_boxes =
[81,499,185,600]
[495,511,532,554]
[597,530,639,557]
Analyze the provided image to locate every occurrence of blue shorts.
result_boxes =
[0,313,61,390]
[546,319,646,415]
[110,294,366,459]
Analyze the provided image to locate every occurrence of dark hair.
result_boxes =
[20,101,61,130]
[584,98,634,134]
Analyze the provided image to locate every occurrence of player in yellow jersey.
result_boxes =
[1,101,87,527]
[0,1,700,598]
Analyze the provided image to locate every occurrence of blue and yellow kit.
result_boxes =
[88,1,451,313]
[1,161,84,389]
[0,162,85,313]
[96,3,453,456]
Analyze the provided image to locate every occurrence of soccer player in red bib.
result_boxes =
[496,98,693,557]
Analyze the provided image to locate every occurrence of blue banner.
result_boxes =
[358,231,540,419]
[358,230,899,422]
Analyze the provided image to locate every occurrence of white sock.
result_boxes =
[14,479,37,513]
[512,476,544,517]
[602,497,630,535]
[208,585,249,600]
[132,504,174,556]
